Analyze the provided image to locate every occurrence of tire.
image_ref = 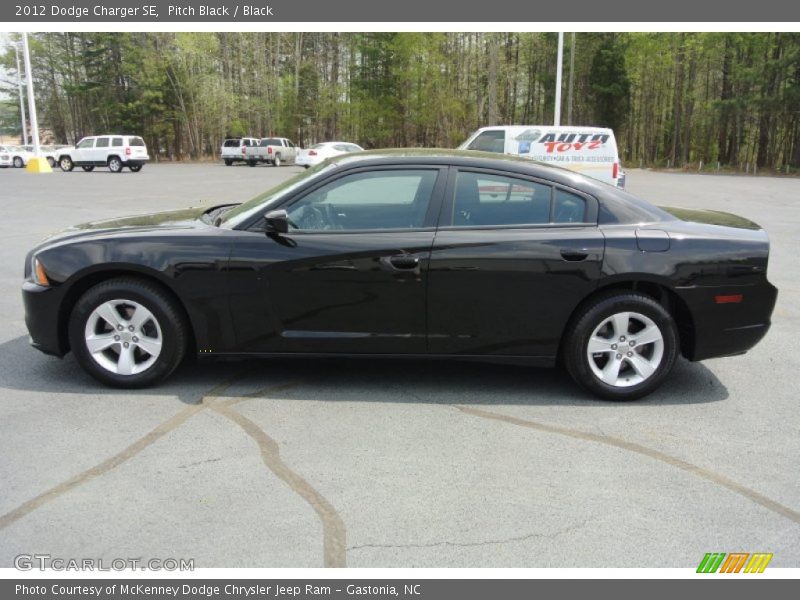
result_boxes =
[59,156,74,172]
[108,156,123,173]
[129,164,142,172]
[224,159,233,166]
[47,157,56,168]
[81,165,95,172]
[13,156,24,168]
[68,278,188,388]
[273,154,282,167]
[248,160,257,167]
[563,292,679,401]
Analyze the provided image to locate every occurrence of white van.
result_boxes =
[458,125,624,188]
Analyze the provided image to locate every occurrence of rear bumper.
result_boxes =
[677,281,778,361]
[22,281,68,357]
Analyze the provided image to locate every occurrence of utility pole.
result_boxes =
[567,32,576,126]
[14,42,28,146]
[21,33,50,172]
[554,32,564,126]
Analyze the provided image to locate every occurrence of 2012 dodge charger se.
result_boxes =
[22,151,778,400]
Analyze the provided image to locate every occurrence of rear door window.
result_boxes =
[95,137,109,148]
[451,171,551,226]
[128,137,145,147]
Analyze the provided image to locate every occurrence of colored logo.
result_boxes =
[697,552,773,573]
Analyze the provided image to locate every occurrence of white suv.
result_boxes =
[57,135,150,173]
[221,137,259,166]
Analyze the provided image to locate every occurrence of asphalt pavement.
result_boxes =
[0,162,798,568]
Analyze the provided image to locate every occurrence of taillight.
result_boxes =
[242,146,246,154]
[612,162,619,180]
[715,294,743,304]
[308,150,317,156]
[267,146,273,154]
[125,147,131,156]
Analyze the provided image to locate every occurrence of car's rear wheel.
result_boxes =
[248,160,257,167]
[224,159,233,166]
[108,157,123,173]
[273,154,282,167]
[59,157,74,172]
[13,156,24,168]
[81,165,95,172]
[563,292,678,401]
[129,164,142,172]
[68,278,187,388]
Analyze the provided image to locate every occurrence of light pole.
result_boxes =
[13,42,29,146]
[554,32,564,126]
[21,32,50,172]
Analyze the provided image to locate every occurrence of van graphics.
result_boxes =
[514,129,613,163]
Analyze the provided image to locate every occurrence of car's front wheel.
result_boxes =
[68,278,187,388]
[108,157,123,173]
[13,157,24,168]
[563,292,678,401]
[46,157,56,168]
[59,156,74,172]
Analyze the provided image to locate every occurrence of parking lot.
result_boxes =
[0,163,798,568]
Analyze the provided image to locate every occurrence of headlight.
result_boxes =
[31,257,50,286]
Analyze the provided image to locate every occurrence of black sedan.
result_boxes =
[22,150,777,400]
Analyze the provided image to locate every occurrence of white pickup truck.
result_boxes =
[246,137,298,167]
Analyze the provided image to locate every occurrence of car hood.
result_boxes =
[37,206,211,248]
[659,206,761,231]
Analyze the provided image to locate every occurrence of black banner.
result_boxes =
[3,0,800,22]
[3,579,800,600]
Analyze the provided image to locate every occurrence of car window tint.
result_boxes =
[553,189,587,223]
[95,137,109,148]
[112,138,123,147]
[287,170,438,231]
[260,138,280,146]
[77,138,95,149]
[223,139,240,147]
[452,171,551,226]
[333,144,350,152]
[129,137,145,146]
[466,130,506,153]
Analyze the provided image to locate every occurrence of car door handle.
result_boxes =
[560,249,589,261]
[381,255,420,271]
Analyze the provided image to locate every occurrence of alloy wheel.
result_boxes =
[586,311,664,387]
[83,299,163,376]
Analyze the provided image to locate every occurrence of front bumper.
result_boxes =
[22,281,68,357]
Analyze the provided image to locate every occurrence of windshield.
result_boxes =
[219,161,338,228]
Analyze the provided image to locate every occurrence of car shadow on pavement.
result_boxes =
[0,334,728,407]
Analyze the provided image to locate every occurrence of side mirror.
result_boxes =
[264,209,290,234]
